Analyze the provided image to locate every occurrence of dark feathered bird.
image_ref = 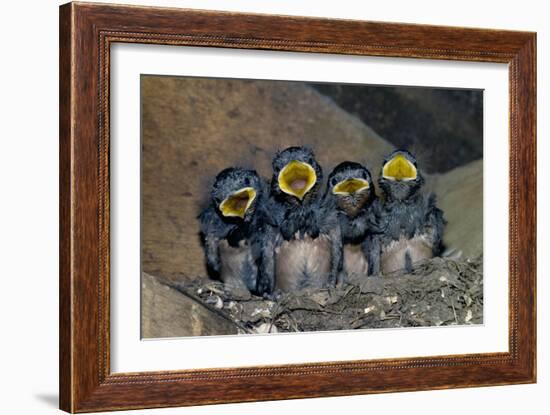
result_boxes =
[325,161,382,280]
[377,149,445,274]
[198,167,275,294]
[268,146,342,292]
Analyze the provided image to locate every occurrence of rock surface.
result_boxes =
[431,159,483,259]
[141,272,237,338]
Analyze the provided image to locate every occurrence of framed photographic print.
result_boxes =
[59,2,536,412]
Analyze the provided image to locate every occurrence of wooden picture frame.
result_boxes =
[59,2,536,412]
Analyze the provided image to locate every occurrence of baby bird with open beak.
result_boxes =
[325,161,382,280]
[266,146,342,292]
[377,150,445,274]
[198,167,275,294]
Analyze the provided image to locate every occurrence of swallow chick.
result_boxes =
[269,146,342,292]
[326,161,382,280]
[377,150,445,274]
[198,167,274,294]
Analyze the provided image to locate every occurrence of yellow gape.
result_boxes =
[382,154,417,181]
[278,160,317,200]
[332,178,370,195]
[219,187,257,219]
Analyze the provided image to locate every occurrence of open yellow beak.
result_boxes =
[332,178,370,195]
[219,187,257,219]
[382,154,417,181]
[278,160,317,200]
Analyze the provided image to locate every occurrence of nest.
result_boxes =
[173,256,483,335]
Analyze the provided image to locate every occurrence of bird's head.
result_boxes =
[211,167,262,221]
[378,149,424,201]
[271,146,322,203]
[328,161,374,217]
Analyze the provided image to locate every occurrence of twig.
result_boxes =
[267,302,280,333]
[288,307,341,315]
[446,281,458,324]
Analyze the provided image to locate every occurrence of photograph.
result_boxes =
[140,75,484,338]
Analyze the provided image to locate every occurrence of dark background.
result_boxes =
[310,83,483,174]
